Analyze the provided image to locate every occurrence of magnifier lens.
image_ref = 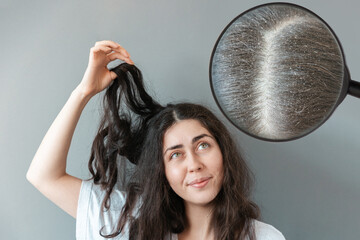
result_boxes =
[210,3,345,141]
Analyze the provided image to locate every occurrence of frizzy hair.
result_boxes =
[88,63,260,239]
[211,3,344,140]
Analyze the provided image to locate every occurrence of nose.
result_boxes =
[187,152,203,172]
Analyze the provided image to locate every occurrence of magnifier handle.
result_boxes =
[349,80,360,98]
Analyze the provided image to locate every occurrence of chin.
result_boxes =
[184,191,220,206]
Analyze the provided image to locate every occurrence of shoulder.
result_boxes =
[252,219,286,240]
[78,180,127,210]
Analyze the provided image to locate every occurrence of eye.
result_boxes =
[170,152,182,160]
[198,142,210,150]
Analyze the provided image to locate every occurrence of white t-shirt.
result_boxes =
[76,180,286,240]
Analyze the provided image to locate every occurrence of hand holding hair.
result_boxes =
[77,40,134,98]
[26,40,134,218]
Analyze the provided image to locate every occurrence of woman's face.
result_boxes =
[163,119,224,207]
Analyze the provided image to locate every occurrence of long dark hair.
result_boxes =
[88,63,260,239]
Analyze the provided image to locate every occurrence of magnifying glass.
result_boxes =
[209,2,360,141]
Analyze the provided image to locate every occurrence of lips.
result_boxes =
[188,177,212,188]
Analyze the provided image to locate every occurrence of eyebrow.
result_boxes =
[163,133,213,155]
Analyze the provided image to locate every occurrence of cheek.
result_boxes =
[211,151,224,178]
[165,164,185,187]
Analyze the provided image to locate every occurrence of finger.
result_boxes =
[95,40,119,49]
[111,45,130,58]
[101,41,130,57]
[107,52,134,65]
[94,40,129,56]
[107,55,134,65]
[91,45,112,54]
[109,71,118,80]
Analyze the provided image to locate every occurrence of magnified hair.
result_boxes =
[211,3,344,140]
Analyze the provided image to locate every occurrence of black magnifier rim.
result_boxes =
[209,1,349,142]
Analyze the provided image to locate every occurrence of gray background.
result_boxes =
[1,0,359,239]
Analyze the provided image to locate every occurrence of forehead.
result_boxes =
[163,119,212,146]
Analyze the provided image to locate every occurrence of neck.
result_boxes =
[179,202,215,240]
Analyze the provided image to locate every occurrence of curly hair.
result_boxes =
[88,63,259,239]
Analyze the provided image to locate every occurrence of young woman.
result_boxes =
[27,40,285,240]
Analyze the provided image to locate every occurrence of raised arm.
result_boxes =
[26,40,134,218]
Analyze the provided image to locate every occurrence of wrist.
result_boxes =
[72,85,93,104]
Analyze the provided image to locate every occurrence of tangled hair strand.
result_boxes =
[87,63,260,239]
